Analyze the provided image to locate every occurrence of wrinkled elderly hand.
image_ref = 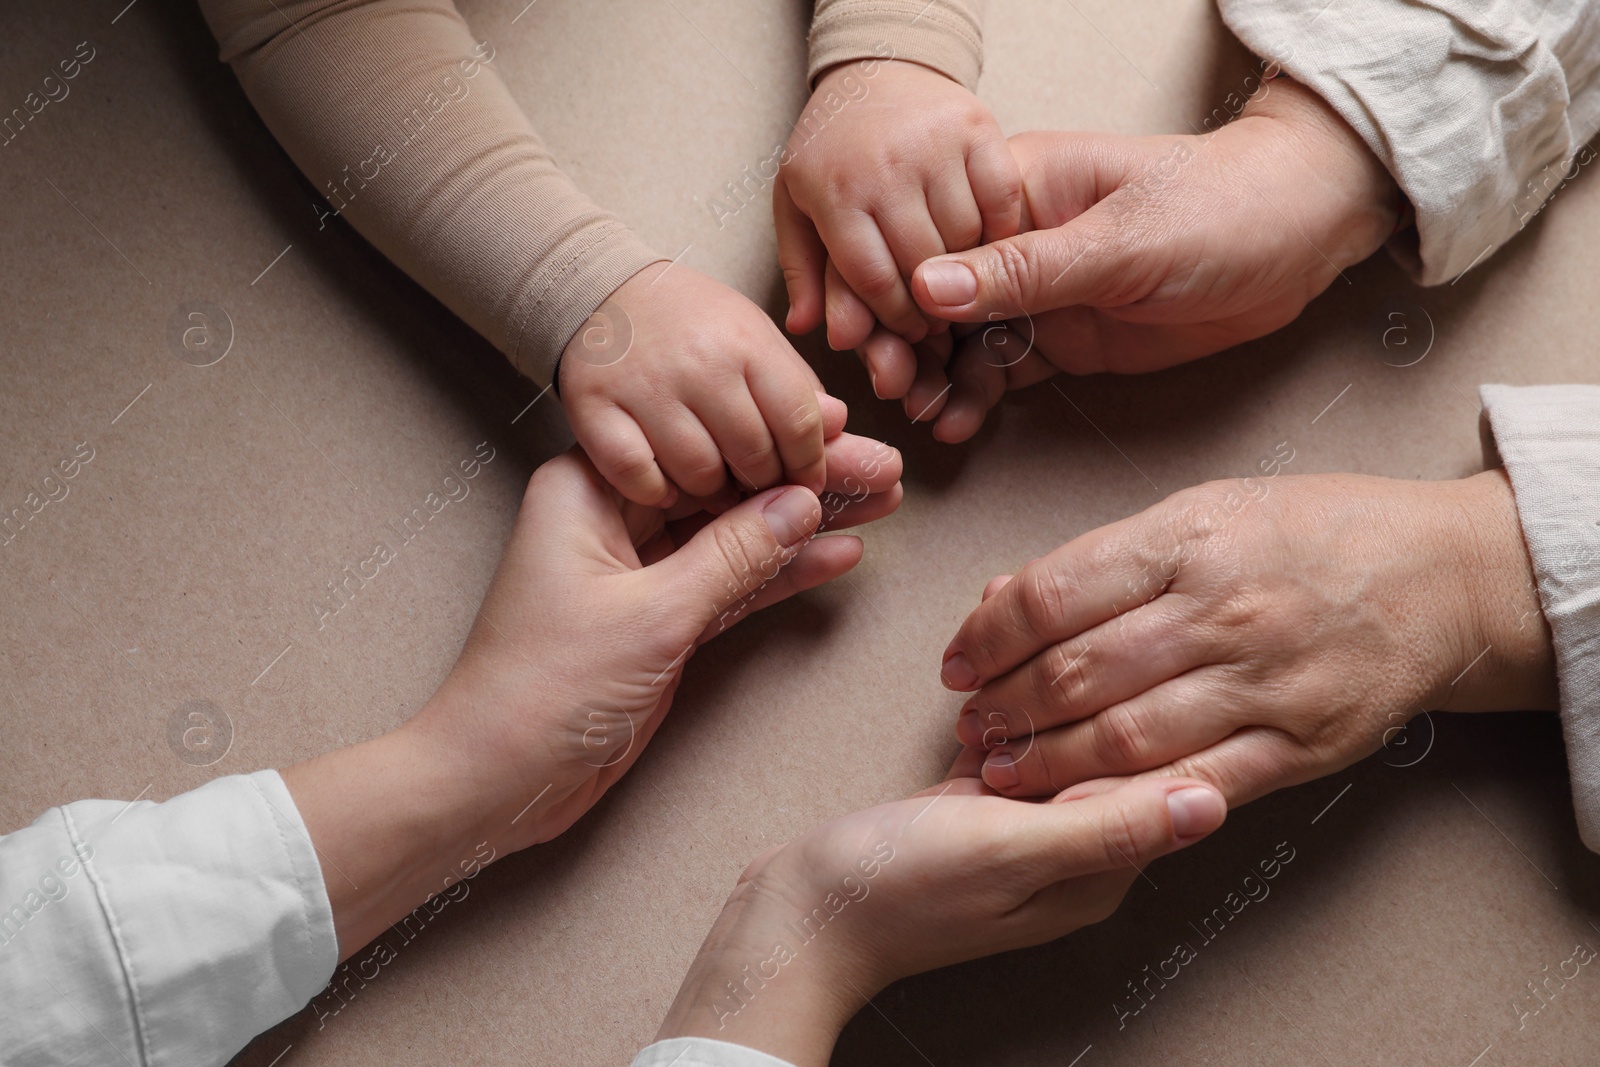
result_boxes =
[908,78,1402,443]
[940,470,1556,804]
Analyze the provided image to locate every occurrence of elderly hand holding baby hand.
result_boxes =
[910,78,1403,443]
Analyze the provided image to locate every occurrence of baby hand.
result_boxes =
[560,262,828,506]
[774,58,1020,399]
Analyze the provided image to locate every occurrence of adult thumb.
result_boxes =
[651,485,824,631]
[911,220,1121,323]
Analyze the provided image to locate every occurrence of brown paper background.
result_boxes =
[2,1,1599,1064]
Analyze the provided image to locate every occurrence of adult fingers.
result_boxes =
[941,513,1175,690]
[1149,727,1343,808]
[648,485,824,633]
[977,670,1245,797]
[775,174,828,335]
[911,208,1139,324]
[932,334,1006,444]
[822,432,903,497]
[695,529,863,642]
[957,599,1221,746]
[904,333,954,424]
[1015,776,1226,882]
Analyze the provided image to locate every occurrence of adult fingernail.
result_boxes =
[955,709,983,748]
[921,261,977,306]
[763,488,818,547]
[941,652,978,691]
[1166,787,1226,840]
[983,750,1019,789]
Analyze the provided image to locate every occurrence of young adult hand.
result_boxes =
[655,774,1225,1065]
[284,417,902,955]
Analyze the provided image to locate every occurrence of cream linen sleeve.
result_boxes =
[632,1037,798,1067]
[197,0,665,386]
[1481,384,1600,851]
[1218,0,1600,285]
[0,770,337,1066]
[808,0,988,90]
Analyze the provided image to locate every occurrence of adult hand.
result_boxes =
[911,78,1403,442]
[285,412,902,955]
[940,471,1557,804]
[655,774,1225,1066]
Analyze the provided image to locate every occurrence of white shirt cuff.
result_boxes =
[1481,384,1600,850]
[632,1037,800,1067]
[0,769,338,1065]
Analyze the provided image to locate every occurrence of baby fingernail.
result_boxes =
[921,261,977,306]
[941,652,978,691]
[763,488,819,547]
[955,709,983,748]
[983,750,1019,789]
[1166,787,1226,840]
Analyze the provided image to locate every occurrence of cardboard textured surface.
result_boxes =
[2,1,1598,1064]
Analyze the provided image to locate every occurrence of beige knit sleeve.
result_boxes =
[197,0,665,386]
[808,0,987,91]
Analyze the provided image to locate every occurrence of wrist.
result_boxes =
[281,715,510,959]
[1239,77,1400,267]
[657,876,874,1066]
[1436,469,1558,712]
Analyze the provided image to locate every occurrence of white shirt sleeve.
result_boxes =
[1481,384,1600,851]
[632,1037,799,1067]
[1217,0,1600,285]
[0,769,338,1066]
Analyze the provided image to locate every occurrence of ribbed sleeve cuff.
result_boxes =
[808,0,984,90]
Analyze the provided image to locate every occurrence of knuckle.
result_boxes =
[1039,641,1092,706]
[1097,800,1151,870]
[992,240,1036,305]
[609,447,657,483]
[853,264,903,302]
[1093,704,1154,769]
[711,521,777,591]
[1019,565,1072,643]
[785,401,824,446]
[680,455,729,492]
